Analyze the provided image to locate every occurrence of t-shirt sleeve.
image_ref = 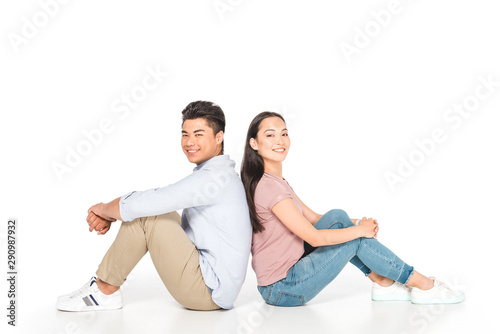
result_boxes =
[255,178,293,211]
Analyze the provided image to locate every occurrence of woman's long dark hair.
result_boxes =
[241,112,286,233]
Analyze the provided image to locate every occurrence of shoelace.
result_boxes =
[398,282,412,292]
[434,280,455,292]
[433,278,464,295]
[69,277,97,299]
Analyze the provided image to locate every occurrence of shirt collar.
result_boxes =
[264,171,285,181]
[193,154,230,171]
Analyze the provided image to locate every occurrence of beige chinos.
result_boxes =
[95,211,221,311]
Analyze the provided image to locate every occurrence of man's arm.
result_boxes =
[87,198,121,234]
[118,169,222,222]
[87,211,113,235]
[88,197,122,222]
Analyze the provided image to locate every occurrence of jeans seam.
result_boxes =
[324,220,349,230]
[403,267,415,285]
[361,238,406,279]
[361,239,394,264]
[265,284,274,304]
[358,264,371,276]
[284,231,355,286]
[275,291,305,306]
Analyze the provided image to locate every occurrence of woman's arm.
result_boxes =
[296,196,322,225]
[272,199,377,247]
[297,196,361,227]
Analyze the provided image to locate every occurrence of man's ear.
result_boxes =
[216,131,224,144]
[250,138,258,150]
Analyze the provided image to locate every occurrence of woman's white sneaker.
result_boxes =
[411,278,465,304]
[56,276,123,312]
[372,281,411,301]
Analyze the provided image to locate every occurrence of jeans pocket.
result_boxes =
[274,292,305,307]
[257,285,272,303]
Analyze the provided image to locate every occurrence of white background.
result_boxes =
[1,1,499,333]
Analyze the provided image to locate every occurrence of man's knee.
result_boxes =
[143,211,182,228]
[158,211,182,225]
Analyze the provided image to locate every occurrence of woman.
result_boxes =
[240,112,464,306]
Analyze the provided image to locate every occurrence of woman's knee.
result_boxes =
[322,209,353,227]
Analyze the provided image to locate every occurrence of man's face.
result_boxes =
[181,118,223,165]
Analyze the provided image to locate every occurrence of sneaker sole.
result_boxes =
[57,303,124,312]
[56,295,124,312]
[411,295,465,304]
[372,294,411,302]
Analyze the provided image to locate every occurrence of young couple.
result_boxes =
[56,101,464,312]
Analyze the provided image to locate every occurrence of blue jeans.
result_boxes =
[257,209,414,306]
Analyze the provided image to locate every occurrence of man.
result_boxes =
[56,101,252,311]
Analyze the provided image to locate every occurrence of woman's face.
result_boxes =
[251,116,290,165]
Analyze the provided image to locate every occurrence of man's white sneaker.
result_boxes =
[372,281,411,301]
[411,278,465,304]
[56,276,123,311]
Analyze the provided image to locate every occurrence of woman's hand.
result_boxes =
[358,217,379,238]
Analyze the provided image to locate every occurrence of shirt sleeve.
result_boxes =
[119,169,218,222]
[267,191,292,211]
[255,178,293,212]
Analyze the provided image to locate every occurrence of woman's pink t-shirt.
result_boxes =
[251,172,305,286]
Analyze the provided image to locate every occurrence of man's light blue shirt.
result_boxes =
[119,155,252,309]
